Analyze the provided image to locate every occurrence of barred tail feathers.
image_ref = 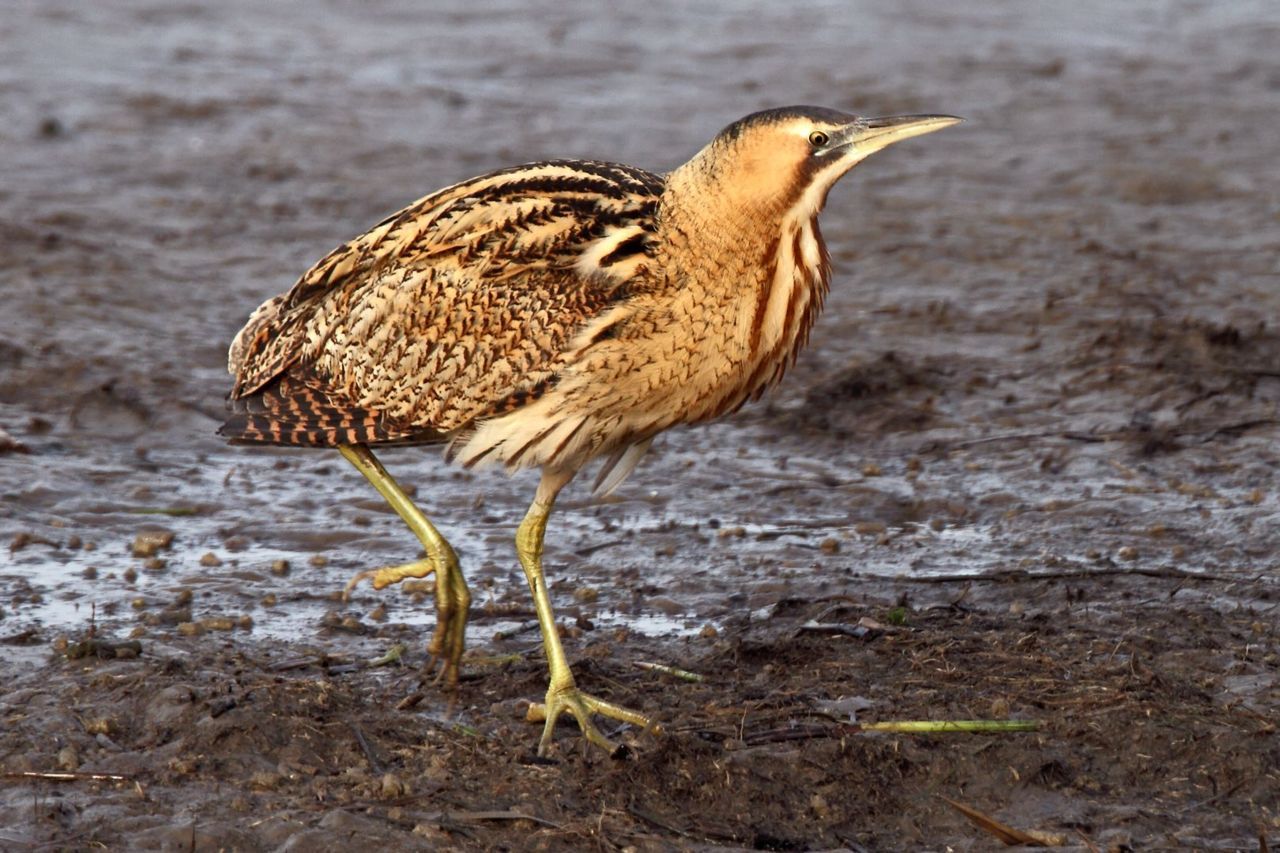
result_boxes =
[219,372,442,447]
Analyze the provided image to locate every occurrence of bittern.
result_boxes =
[221,106,959,755]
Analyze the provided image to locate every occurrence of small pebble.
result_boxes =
[249,771,282,791]
[82,566,98,580]
[57,746,79,771]
[271,559,290,576]
[380,773,407,798]
[854,521,886,536]
[174,589,193,606]
[262,593,277,607]
[143,557,166,571]
[177,621,205,636]
[85,717,114,735]
[131,530,174,558]
[810,793,830,819]
[1117,546,1138,561]
[861,462,882,477]
[819,537,840,555]
[199,552,222,567]
[122,568,138,583]
[648,596,684,615]
[308,554,329,568]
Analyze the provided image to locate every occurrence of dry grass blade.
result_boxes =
[635,661,704,682]
[940,795,1065,847]
[858,719,1038,734]
[2,771,131,783]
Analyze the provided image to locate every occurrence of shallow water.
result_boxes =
[3,0,1278,649]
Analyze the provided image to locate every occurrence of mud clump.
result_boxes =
[2,590,1275,849]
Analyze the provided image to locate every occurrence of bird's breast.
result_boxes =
[565,210,830,427]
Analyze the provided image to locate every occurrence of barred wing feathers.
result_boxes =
[222,161,663,447]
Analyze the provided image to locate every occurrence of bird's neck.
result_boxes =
[655,161,832,413]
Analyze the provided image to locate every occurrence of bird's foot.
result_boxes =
[343,557,469,687]
[526,686,658,756]
[343,557,437,595]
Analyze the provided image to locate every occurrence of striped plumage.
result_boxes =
[224,160,662,454]
[222,106,959,755]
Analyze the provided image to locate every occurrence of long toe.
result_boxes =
[426,610,464,687]
[343,556,469,686]
[528,687,656,756]
[426,561,470,687]
[343,557,438,599]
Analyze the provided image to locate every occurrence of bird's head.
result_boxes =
[673,106,961,221]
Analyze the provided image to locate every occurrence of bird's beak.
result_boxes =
[838,114,963,156]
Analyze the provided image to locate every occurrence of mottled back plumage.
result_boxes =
[224,161,663,453]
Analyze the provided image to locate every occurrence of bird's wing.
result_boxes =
[224,160,663,446]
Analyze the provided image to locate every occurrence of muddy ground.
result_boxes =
[2,0,1278,849]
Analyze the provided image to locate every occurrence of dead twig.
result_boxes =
[627,803,695,838]
[940,796,1065,847]
[443,809,563,829]
[350,724,384,774]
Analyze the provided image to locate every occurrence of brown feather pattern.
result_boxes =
[221,106,943,478]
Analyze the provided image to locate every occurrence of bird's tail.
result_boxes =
[219,371,440,448]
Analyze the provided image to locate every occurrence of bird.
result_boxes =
[221,105,959,756]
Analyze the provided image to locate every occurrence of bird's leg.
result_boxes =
[517,469,655,756]
[338,444,470,685]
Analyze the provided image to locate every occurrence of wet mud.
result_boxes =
[2,0,1278,849]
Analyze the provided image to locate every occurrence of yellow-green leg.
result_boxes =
[338,444,470,685]
[518,469,656,755]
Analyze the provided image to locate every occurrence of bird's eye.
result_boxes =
[808,130,830,148]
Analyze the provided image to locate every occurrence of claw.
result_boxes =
[343,558,438,600]
[515,470,662,755]
[527,687,657,755]
[343,556,465,682]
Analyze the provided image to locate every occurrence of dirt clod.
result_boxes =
[131,530,174,558]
